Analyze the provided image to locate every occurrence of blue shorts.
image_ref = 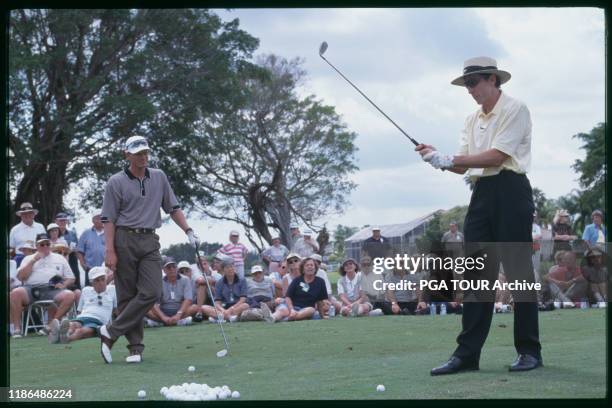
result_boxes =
[71,316,104,333]
[275,304,321,320]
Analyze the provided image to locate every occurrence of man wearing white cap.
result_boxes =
[48,266,116,344]
[220,230,248,279]
[417,57,541,374]
[293,229,319,258]
[362,227,391,261]
[289,224,302,250]
[9,202,46,266]
[99,135,200,364]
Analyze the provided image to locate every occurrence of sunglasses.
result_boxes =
[37,242,50,247]
[288,259,299,264]
[463,75,484,88]
[281,266,286,269]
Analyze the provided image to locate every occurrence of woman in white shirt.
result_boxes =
[337,258,371,317]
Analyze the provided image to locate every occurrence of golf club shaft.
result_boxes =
[194,245,230,351]
[320,55,419,146]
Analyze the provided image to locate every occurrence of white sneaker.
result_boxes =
[260,303,275,323]
[368,308,384,317]
[351,303,360,317]
[48,319,60,344]
[145,318,163,328]
[562,301,576,309]
[228,315,238,323]
[177,317,193,326]
[598,302,607,308]
[99,325,113,364]
[59,319,70,344]
[126,353,142,363]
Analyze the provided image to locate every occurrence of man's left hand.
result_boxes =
[186,229,200,248]
[423,151,454,169]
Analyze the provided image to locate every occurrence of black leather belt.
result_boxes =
[117,226,155,234]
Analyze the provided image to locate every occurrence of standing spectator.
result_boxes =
[384,265,422,315]
[532,211,543,283]
[9,233,76,337]
[49,267,117,344]
[201,257,249,322]
[76,211,106,287]
[9,202,45,266]
[441,221,464,258]
[361,227,392,261]
[581,248,607,303]
[337,258,370,317]
[293,230,319,258]
[55,211,81,288]
[261,235,289,275]
[289,224,302,250]
[552,209,577,255]
[582,210,606,251]
[220,230,248,279]
[144,258,197,329]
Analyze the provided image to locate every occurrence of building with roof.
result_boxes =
[344,211,441,261]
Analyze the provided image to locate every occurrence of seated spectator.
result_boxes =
[337,258,371,317]
[582,210,606,252]
[269,260,287,298]
[384,264,422,315]
[544,250,587,306]
[359,256,386,315]
[417,254,462,315]
[581,248,607,303]
[201,257,249,322]
[261,235,289,274]
[9,202,46,266]
[10,241,35,290]
[144,257,198,328]
[51,241,82,304]
[292,230,319,258]
[10,233,76,337]
[552,209,577,255]
[240,265,276,322]
[266,257,327,322]
[282,253,302,296]
[311,253,341,316]
[179,258,221,321]
[494,270,513,313]
[48,267,116,344]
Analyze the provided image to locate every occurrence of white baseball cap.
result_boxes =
[250,265,264,274]
[177,261,191,270]
[230,230,240,236]
[46,223,60,231]
[124,135,150,154]
[88,266,107,281]
[303,230,313,236]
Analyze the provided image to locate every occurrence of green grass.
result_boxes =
[9,309,607,401]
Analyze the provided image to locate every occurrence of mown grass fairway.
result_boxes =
[9,309,606,400]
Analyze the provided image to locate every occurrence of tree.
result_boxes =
[9,9,259,225]
[330,224,358,261]
[532,187,557,225]
[190,55,359,251]
[415,207,467,254]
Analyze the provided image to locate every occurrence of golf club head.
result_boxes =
[216,349,228,358]
[319,41,328,57]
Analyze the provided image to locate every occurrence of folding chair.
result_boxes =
[23,300,56,336]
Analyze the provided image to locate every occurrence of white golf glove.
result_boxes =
[186,229,200,248]
[422,151,454,169]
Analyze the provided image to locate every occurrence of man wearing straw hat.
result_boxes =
[416,56,542,374]
[9,202,46,266]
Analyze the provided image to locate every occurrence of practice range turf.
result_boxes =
[9,308,606,401]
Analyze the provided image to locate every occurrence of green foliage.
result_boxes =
[161,242,222,263]
[329,224,358,261]
[415,207,467,254]
[532,187,557,225]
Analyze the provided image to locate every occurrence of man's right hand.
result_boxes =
[105,250,118,271]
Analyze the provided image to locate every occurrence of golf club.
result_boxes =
[194,244,230,357]
[318,41,420,146]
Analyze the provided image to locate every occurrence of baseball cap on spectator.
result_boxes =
[55,212,70,220]
[250,265,264,274]
[18,241,36,252]
[124,135,150,154]
[16,202,38,216]
[177,261,191,270]
[286,252,301,262]
[92,209,102,217]
[303,230,313,236]
[371,226,381,231]
[220,256,235,267]
[230,230,240,236]
[310,254,322,263]
[36,233,50,244]
[88,266,107,281]
[271,235,281,241]
[163,257,177,268]
[47,223,60,231]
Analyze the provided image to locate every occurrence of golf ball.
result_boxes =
[231,391,241,399]
[138,390,146,399]
[216,349,228,358]
[188,365,196,372]
[376,384,385,392]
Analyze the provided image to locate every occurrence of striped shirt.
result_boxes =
[220,242,248,266]
[458,92,532,180]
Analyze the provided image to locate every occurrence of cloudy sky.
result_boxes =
[71,7,605,251]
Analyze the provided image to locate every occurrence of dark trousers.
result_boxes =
[453,171,541,361]
[107,229,162,354]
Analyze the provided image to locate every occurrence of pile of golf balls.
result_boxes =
[160,383,240,401]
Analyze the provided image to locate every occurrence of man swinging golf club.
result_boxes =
[416,57,542,374]
[99,135,200,364]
